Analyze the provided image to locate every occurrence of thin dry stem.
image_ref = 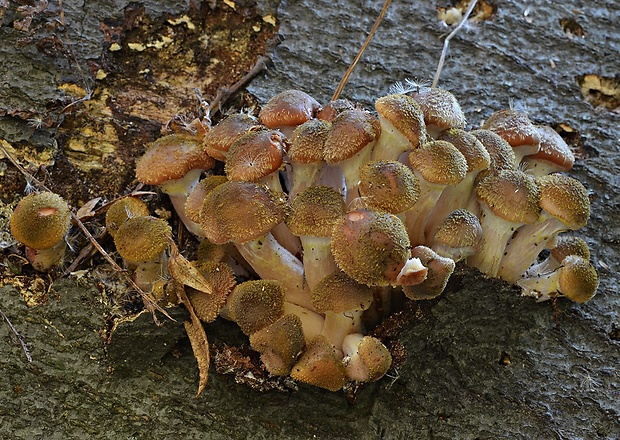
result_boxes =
[432,0,478,88]
[331,0,392,101]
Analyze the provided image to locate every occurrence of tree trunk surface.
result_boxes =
[1,0,619,439]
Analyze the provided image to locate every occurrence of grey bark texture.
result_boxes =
[1,0,619,439]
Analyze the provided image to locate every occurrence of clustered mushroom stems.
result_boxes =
[9,83,596,392]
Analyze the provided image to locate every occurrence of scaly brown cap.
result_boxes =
[199,181,287,244]
[311,271,373,313]
[225,130,285,183]
[537,174,590,230]
[202,113,259,161]
[476,170,541,224]
[114,216,171,263]
[259,90,320,129]
[358,160,420,214]
[228,280,285,335]
[105,197,150,237]
[10,191,71,250]
[250,314,305,376]
[406,140,468,185]
[375,94,426,148]
[323,109,380,164]
[287,186,345,237]
[135,134,215,185]
[290,334,347,391]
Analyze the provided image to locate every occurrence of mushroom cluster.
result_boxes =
[9,87,596,392]
[118,87,599,391]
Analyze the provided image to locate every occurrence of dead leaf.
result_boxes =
[175,281,210,397]
[168,240,213,294]
[76,197,101,220]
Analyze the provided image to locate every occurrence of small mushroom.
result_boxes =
[113,216,172,291]
[290,334,347,391]
[322,108,381,203]
[287,118,330,200]
[249,314,305,376]
[311,271,373,351]
[227,279,286,335]
[331,208,411,286]
[482,109,540,165]
[402,246,455,300]
[135,134,215,236]
[517,255,598,303]
[431,209,483,262]
[10,191,71,272]
[202,113,259,161]
[259,90,320,137]
[467,170,540,277]
[105,197,150,237]
[401,140,467,246]
[522,125,575,177]
[341,333,392,383]
[409,87,466,138]
[287,186,346,291]
[524,235,590,277]
[498,174,590,283]
[371,94,427,161]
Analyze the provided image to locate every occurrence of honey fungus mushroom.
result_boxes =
[10,191,71,272]
[113,216,172,291]
[135,133,215,236]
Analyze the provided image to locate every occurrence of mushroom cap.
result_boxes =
[525,125,575,173]
[433,209,483,251]
[185,175,228,224]
[549,235,590,263]
[290,334,346,391]
[311,271,374,313]
[358,160,420,214]
[259,90,320,129]
[113,216,171,263]
[135,134,215,185]
[105,197,150,237]
[402,245,455,300]
[249,314,305,376]
[482,109,540,151]
[287,186,346,237]
[558,255,598,303]
[199,181,287,245]
[375,94,426,148]
[410,87,466,133]
[323,109,380,164]
[288,119,331,165]
[202,113,259,161]
[476,170,541,224]
[225,130,286,183]
[228,279,285,335]
[406,140,468,185]
[331,209,411,286]
[10,191,71,250]
[470,129,516,182]
[438,128,491,173]
[537,174,590,230]
[342,334,392,383]
[316,98,355,121]
[186,261,237,323]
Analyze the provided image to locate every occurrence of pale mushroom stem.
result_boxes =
[235,233,314,310]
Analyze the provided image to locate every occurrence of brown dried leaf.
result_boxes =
[168,241,213,294]
[76,197,101,220]
[175,282,210,397]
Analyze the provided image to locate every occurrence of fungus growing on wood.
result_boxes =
[467,170,540,277]
[10,191,71,272]
[498,174,590,283]
[517,255,598,303]
[135,134,215,236]
[105,197,150,238]
[372,94,427,161]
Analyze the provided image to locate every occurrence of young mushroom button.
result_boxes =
[10,191,72,272]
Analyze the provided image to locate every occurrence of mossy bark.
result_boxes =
[1,0,619,438]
